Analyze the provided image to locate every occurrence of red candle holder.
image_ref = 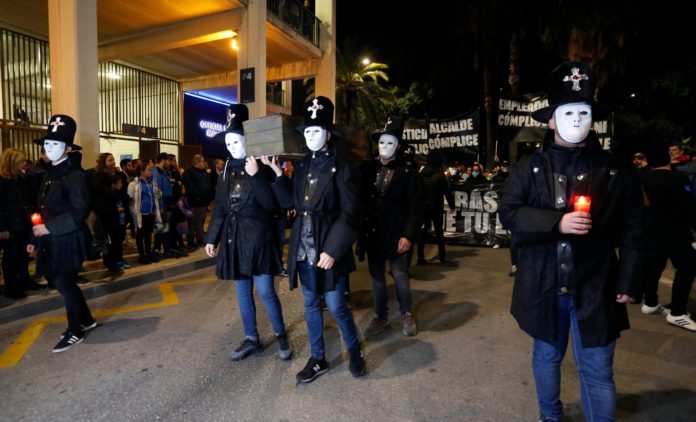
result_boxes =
[573,195,591,213]
[30,212,43,226]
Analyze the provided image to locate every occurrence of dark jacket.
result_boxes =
[91,170,120,220]
[642,169,696,239]
[183,166,212,207]
[419,165,455,213]
[499,132,645,348]
[0,175,36,240]
[205,158,280,280]
[357,158,422,261]
[271,148,361,292]
[33,157,94,276]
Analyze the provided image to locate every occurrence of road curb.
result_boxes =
[0,258,214,325]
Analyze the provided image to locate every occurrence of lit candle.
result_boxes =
[574,196,591,213]
[30,213,42,226]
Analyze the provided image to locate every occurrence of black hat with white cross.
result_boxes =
[295,96,343,139]
[33,114,81,150]
[531,61,608,123]
[371,115,405,144]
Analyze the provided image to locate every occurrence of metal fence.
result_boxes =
[0,29,52,128]
[0,27,181,162]
[98,62,179,142]
[267,0,321,47]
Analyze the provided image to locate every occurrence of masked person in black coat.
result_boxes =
[205,104,291,362]
[28,115,98,353]
[261,96,366,383]
[499,62,644,422]
[357,116,422,337]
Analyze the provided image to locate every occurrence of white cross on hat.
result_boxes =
[563,67,589,91]
[308,98,324,119]
[383,117,392,131]
[50,117,65,132]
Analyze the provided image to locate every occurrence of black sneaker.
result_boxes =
[60,321,99,339]
[296,356,329,384]
[348,346,366,377]
[276,331,293,360]
[52,332,84,353]
[229,338,263,361]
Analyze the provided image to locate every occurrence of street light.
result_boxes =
[362,58,370,65]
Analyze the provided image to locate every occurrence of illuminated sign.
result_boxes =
[199,120,225,138]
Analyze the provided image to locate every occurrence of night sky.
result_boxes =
[336,0,695,138]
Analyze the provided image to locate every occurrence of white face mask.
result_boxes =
[44,140,67,162]
[553,102,592,144]
[378,134,399,160]
[304,126,328,152]
[225,133,246,159]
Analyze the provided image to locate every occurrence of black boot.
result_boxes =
[276,331,293,360]
[348,345,366,377]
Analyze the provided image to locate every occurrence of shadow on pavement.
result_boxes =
[363,338,437,379]
[86,316,162,344]
[562,388,696,421]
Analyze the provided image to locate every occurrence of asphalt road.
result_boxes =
[1,245,695,421]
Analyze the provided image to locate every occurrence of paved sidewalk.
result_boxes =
[0,245,214,324]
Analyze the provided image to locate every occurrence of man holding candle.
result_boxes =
[500,62,645,422]
[28,115,97,353]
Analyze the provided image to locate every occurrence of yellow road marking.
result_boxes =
[0,277,216,368]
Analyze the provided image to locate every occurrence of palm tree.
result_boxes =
[335,39,393,130]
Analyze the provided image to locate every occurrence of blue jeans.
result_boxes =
[298,262,359,359]
[368,253,412,319]
[532,295,616,421]
[235,274,286,339]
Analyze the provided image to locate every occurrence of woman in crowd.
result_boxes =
[92,153,126,272]
[128,163,161,264]
[0,148,44,298]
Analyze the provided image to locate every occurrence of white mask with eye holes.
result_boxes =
[553,102,593,144]
[44,140,67,162]
[304,126,328,152]
[225,132,246,159]
[378,134,399,160]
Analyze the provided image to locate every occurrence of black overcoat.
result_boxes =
[205,158,281,280]
[499,133,645,347]
[271,149,361,292]
[0,175,35,240]
[357,158,422,261]
[34,157,93,277]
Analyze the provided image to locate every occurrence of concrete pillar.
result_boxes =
[237,0,267,118]
[314,0,336,103]
[48,0,100,165]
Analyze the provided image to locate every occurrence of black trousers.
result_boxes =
[418,211,446,261]
[188,206,207,246]
[644,235,696,316]
[100,214,124,268]
[136,214,155,258]
[1,238,31,295]
[50,270,94,334]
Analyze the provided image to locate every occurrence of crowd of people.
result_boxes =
[1,60,695,421]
